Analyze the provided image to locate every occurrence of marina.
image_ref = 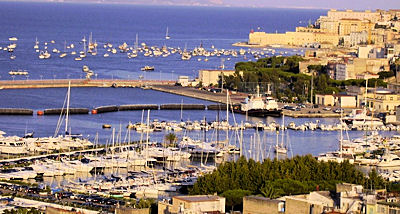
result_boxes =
[0,2,400,213]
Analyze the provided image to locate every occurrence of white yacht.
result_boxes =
[0,138,28,154]
[342,109,383,128]
[377,152,400,167]
[234,85,282,117]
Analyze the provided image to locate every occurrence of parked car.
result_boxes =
[322,107,331,111]
[333,108,344,113]
[297,104,306,108]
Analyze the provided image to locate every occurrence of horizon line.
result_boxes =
[0,0,393,11]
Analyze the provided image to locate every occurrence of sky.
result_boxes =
[6,0,400,10]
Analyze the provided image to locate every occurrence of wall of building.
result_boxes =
[248,31,339,47]
[173,198,225,214]
[285,198,325,214]
[336,96,357,108]
[199,70,236,86]
[115,208,150,214]
[327,9,381,22]
[315,94,335,106]
[243,196,281,214]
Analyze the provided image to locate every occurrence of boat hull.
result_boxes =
[234,108,282,117]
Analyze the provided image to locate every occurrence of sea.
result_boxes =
[0,2,395,160]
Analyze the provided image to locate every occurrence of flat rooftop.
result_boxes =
[174,195,222,202]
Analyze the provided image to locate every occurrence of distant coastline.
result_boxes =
[0,0,393,10]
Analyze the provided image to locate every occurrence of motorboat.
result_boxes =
[0,138,28,154]
[141,66,155,71]
[378,152,400,167]
[342,109,384,128]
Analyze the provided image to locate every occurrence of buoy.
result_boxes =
[91,109,98,114]
[37,110,44,116]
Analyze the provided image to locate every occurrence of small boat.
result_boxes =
[39,50,51,59]
[141,66,155,71]
[102,124,112,129]
[8,37,18,41]
[10,55,16,60]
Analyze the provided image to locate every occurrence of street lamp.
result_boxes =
[95,73,98,80]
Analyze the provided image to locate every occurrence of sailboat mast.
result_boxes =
[226,89,229,124]
[65,81,71,134]
[135,33,139,50]
[281,116,284,148]
[180,99,183,121]
[364,79,368,109]
[145,109,150,168]
[83,36,86,53]
[340,111,343,159]
[240,121,243,157]
[276,127,279,160]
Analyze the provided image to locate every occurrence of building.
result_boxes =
[158,195,225,214]
[248,31,339,47]
[326,9,381,23]
[243,196,285,214]
[243,192,334,214]
[343,31,368,47]
[365,89,400,113]
[284,192,334,214]
[198,69,238,86]
[315,94,335,106]
[328,58,389,80]
[177,76,190,87]
[355,72,380,80]
[334,95,357,108]
[115,208,150,214]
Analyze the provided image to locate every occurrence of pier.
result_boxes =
[43,108,89,115]
[0,108,33,115]
[119,104,159,111]
[160,104,206,110]
[0,79,174,89]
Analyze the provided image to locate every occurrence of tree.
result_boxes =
[378,71,395,79]
[164,133,177,147]
[221,189,252,212]
[190,155,382,197]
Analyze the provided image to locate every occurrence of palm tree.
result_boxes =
[164,133,177,147]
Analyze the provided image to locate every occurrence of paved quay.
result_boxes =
[150,85,248,104]
[0,79,174,89]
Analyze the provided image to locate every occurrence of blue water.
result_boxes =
[0,2,393,157]
[0,2,325,80]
